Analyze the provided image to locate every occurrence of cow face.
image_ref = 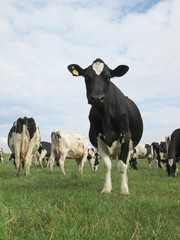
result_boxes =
[68,59,129,108]
[166,158,177,177]
[129,157,138,170]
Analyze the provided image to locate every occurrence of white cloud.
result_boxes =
[0,0,180,153]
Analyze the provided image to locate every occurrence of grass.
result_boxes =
[0,154,179,240]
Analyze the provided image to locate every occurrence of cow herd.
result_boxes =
[6,116,99,177]
[1,59,179,195]
[129,136,180,178]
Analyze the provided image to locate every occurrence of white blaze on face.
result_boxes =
[168,158,174,167]
[92,62,104,75]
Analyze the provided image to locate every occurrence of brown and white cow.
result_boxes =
[8,117,40,176]
[48,130,97,174]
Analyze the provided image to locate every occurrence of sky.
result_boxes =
[0,0,180,153]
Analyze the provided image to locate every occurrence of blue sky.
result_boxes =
[0,0,180,153]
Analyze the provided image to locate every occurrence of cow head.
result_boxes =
[166,158,177,177]
[68,59,129,108]
[129,157,138,170]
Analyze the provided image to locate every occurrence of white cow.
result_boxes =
[48,130,97,174]
[8,117,40,176]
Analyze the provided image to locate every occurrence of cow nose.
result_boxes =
[90,95,105,103]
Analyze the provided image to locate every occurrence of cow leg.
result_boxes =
[34,155,38,168]
[78,153,88,174]
[101,155,112,193]
[26,157,32,176]
[175,162,179,176]
[159,161,166,170]
[39,159,43,168]
[118,139,132,195]
[59,154,66,175]
[48,153,55,172]
[24,155,32,176]
[153,156,157,169]
[98,138,112,194]
[15,154,21,177]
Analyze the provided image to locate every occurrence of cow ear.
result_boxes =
[111,65,129,77]
[67,64,85,77]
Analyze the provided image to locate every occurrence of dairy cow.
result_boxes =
[35,141,51,168]
[130,144,153,170]
[8,117,40,176]
[151,142,167,170]
[166,128,180,177]
[68,58,143,194]
[48,130,97,174]
[87,148,100,171]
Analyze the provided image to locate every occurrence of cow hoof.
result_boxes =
[101,188,112,194]
[121,191,130,196]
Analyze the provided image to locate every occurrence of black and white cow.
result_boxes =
[35,141,51,168]
[151,141,167,170]
[166,128,180,177]
[130,144,153,170]
[68,58,143,194]
[8,117,40,176]
[87,148,100,172]
[0,147,3,163]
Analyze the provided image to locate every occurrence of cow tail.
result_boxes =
[21,124,28,159]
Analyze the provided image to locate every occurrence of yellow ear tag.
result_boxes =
[73,69,79,76]
[72,66,79,76]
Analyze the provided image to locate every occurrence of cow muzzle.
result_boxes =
[88,95,105,106]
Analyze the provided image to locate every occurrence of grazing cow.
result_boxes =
[48,130,97,174]
[41,141,51,159]
[166,128,180,177]
[151,142,167,170]
[35,145,47,168]
[130,144,153,170]
[68,58,143,194]
[7,117,40,176]
[35,141,51,168]
[0,147,3,163]
[87,148,100,172]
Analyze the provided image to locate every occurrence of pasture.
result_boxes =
[0,154,179,240]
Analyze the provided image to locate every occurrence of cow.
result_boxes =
[68,58,143,194]
[87,148,100,172]
[165,128,180,177]
[7,117,40,177]
[151,142,167,170]
[129,144,153,170]
[35,145,47,168]
[48,130,97,174]
[0,147,3,163]
[35,141,51,168]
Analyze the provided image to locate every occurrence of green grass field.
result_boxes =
[0,154,179,240]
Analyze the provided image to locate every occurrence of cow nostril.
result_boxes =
[99,95,104,102]
[90,96,95,102]
[89,95,105,104]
